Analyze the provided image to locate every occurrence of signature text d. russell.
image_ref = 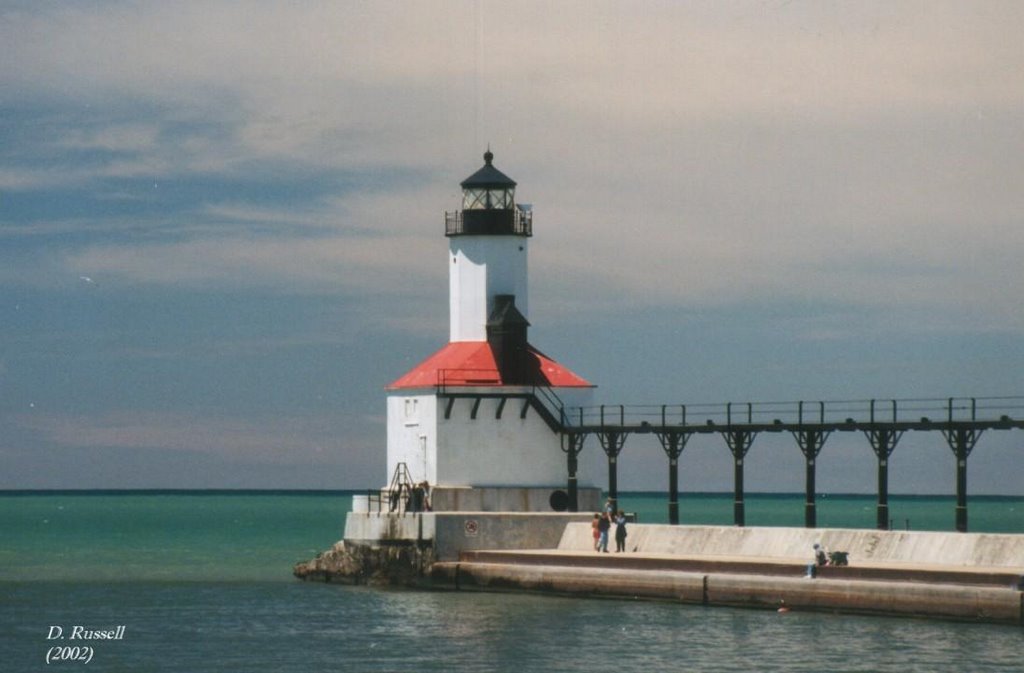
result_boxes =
[47,625,126,640]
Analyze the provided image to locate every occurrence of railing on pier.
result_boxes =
[562,396,1024,432]
[557,396,1024,532]
[426,378,1023,531]
[366,462,416,515]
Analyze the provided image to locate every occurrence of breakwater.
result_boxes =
[296,513,1024,624]
[432,524,1024,624]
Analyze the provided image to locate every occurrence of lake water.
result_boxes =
[2,491,1021,672]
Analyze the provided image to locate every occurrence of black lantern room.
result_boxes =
[445,150,532,237]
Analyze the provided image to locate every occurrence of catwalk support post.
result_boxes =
[792,401,830,528]
[942,426,981,533]
[722,403,757,527]
[656,426,690,525]
[864,401,904,531]
[793,429,830,528]
[560,432,588,512]
[597,406,629,512]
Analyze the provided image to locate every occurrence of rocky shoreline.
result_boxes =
[293,541,434,586]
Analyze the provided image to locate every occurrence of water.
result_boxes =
[0,491,344,583]
[2,491,1022,672]
[617,492,1024,533]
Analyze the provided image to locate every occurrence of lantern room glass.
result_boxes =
[463,187,515,210]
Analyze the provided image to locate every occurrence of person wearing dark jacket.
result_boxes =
[597,513,611,553]
[614,511,628,552]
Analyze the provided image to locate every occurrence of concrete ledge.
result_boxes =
[434,560,1024,625]
[431,561,706,603]
[431,486,602,513]
[560,523,1024,569]
[343,512,596,561]
[457,549,1024,588]
[342,511,434,546]
[432,512,594,560]
[707,573,1022,623]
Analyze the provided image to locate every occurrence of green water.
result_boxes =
[0,491,349,582]
[618,492,1024,532]
[2,491,1022,672]
[3,491,1021,584]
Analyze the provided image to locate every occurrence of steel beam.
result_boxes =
[864,428,904,530]
[721,430,757,527]
[792,428,830,528]
[942,427,982,533]
[560,432,587,512]
[655,431,691,525]
[597,430,628,512]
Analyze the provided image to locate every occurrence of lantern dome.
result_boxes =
[446,150,531,236]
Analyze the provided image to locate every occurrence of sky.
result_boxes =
[1,1,1022,494]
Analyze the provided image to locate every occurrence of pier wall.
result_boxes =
[433,562,1023,624]
[430,486,601,513]
[558,524,1024,567]
[342,511,596,560]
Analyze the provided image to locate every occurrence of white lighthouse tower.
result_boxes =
[384,151,601,512]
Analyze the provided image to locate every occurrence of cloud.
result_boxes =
[5,2,1012,170]
[13,409,367,465]
[62,231,443,295]
[2,2,1022,493]
[54,122,162,153]
[2,0,1022,331]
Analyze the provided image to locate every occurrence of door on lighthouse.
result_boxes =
[417,434,428,484]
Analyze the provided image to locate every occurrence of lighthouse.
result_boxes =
[384,151,601,512]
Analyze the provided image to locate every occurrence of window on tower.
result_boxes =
[404,398,419,425]
[462,187,514,210]
[462,188,485,209]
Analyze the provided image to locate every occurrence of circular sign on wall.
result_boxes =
[464,519,479,537]
[549,489,569,512]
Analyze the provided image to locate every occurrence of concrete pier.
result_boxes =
[297,518,1024,624]
[431,524,1024,625]
[557,523,1024,567]
[432,559,1023,624]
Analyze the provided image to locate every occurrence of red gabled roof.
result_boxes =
[386,341,593,390]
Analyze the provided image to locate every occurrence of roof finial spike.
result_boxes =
[484,144,493,165]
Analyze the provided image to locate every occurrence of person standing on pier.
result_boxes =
[597,512,611,553]
[614,511,628,552]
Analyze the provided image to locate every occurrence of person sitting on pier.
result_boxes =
[805,543,828,578]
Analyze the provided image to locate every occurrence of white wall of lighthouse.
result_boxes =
[382,151,601,511]
[387,388,600,490]
[449,236,528,342]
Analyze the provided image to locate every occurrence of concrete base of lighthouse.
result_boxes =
[293,487,604,585]
[342,510,600,562]
[293,510,601,585]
